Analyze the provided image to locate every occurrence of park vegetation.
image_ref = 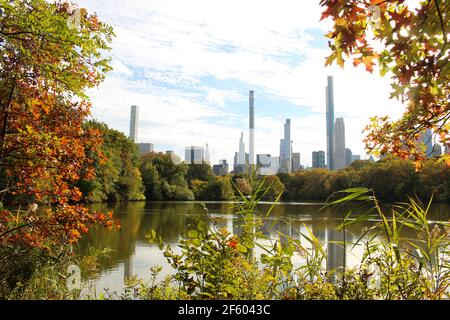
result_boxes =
[74,130,450,204]
[0,0,449,300]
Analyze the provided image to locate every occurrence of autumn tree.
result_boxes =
[0,0,116,288]
[320,0,449,165]
[78,121,145,203]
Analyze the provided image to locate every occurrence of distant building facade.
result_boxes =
[279,119,292,173]
[418,128,433,157]
[312,151,326,168]
[257,154,280,175]
[334,117,346,170]
[351,155,361,163]
[326,76,335,170]
[345,148,353,167]
[138,143,154,155]
[213,160,229,176]
[185,146,204,164]
[129,105,139,143]
[204,143,211,164]
[292,152,301,172]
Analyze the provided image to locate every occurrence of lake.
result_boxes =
[77,201,450,295]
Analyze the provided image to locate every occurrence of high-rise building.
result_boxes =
[138,143,154,155]
[279,119,292,173]
[292,153,301,172]
[213,160,229,176]
[351,155,361,163]
[418,128,433,157]
[237,132,246,165]
[185,146,204,164]
[312,151,326,168]
[326,76,335,170]
[257,154,280,175]
[249,90,255,166]
[334,118,346,170]
[129,105,139,143]
[345,148,353,167]
[204,143,211,164]
[257,154,271,166]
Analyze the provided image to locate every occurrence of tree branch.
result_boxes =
[434,0,448,58]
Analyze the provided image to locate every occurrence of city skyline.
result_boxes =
[77,0,420,167]
[127,77,364,172]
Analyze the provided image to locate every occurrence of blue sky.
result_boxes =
[75,0,405,166]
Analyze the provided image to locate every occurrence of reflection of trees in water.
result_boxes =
[77,202,232,273]
[77,201,450,278]
[77,202,145,266]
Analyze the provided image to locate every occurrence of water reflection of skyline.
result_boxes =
[78,201,449,294]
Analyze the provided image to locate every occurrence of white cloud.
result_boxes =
[77,0,407,167]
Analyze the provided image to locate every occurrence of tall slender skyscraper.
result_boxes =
[237,132,246,165]
[204,143,211,164]
[129,105,139,143]
[326,76,335,170]
[249,90,255,166]
[334,117,346,170]
[280,119,292,173]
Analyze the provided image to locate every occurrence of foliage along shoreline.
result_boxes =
[73,121,450,205]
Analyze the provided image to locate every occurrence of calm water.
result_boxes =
[77,201,450,295]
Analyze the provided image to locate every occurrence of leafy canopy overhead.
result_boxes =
[320,0,449,166]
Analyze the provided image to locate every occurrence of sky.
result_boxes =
[74,0,406,167]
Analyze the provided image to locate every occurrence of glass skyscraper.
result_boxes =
[334,117,346,170]
[129,105,139,143]
[326,76,335,170]
[279,119,292,173]
[312,151,326,168]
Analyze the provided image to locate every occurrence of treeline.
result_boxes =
[278,158,450,202]
[78,121,450,204]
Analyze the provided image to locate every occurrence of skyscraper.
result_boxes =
[279,119,292,173]
[312,151,326,168]
[237,132,246,165]
[257,154,280,175]
[129,105,139,143]
[345,148,353,167]
[213,160,229,176]
[326,76,335,170]
[292,152,301,172]
[204,143,211,164]
[138,143,154,155]
[185,146,204,164]
[334,117,346,170]
[249,90,255,166]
